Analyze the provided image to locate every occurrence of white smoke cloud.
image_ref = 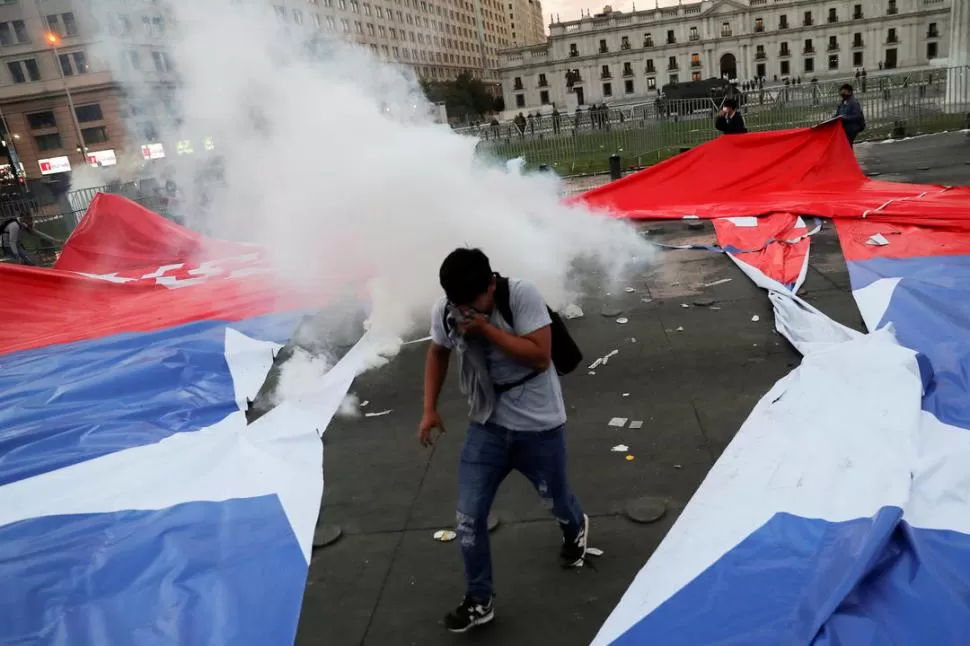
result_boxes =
[87,0,654,396]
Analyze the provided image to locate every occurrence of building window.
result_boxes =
[624,79,634,94]
[27,111,57,130]
[646,59,655,73]
[621,35,630,50]
[59,51,89,76]
[756,44,766,59]
[828,54,838,70]
[927,42,938,59]
[7,59,40,84]
[721,22,732,37]
[513,76,523,89]
[827,7,838,22]
[928,22,939,38]
[35,133,63,152]
[623,61,634,76]
[569,42,578,57]
[780,60,790,75]
[599,38,608,53]
[887,28,898,43]
[804,38,814,54]
[828,35,839,51]
[803,10,813,26]
[689,26,699,41]
[643,32,653,47]
[690,52,701,67]
[75,104,104,123]
[601,64,611,78]
[853,4,863,18]
[691,71,702,81]
[885,48,898,68]
[668,55,678,70]
[853,51,863,66]
[294,9,304,24]
[666,29,676,44]
[538,73,548,86]
[668,73,679,84]
[540,90,550,104]
[82,126,109,145]
[515,94,525,107]
[152,51,171,72]
[602,82,612,96]
[754,18,764,32]
[780,41,790,56]
[853,32,863,47]
[887,0,897,14]
[12,19,29,43]
[647,77,656,89]
[804,57,814,72]
[779,14,788,29]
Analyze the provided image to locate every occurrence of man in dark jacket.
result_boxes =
[1,211,37,265]
[715,98,748,135]
[835,83,866,145]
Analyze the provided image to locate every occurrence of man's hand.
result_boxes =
[456,310,490,337]
[418,409,446,447]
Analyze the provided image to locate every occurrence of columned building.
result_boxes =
[498,0,952,111]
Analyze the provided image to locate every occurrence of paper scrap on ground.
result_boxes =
[433,530,457,542]
[622,393,630,397]
[866,233,890,246]
[589,358,604,370]
[626,455,636,461]
[703,278,733,288]
[364,410,392,418]
[602,349,619,365]
[563,303,585,319]
[630,420,644,429]
[681,303,689,309]
[609,417,628,428]
[616,317,629,324]
[624,287,636,293]
[751,315,760,322]
[612,444,629,452]
[676,326,684,332]
[641,298,653,304]
[360,400,370,408]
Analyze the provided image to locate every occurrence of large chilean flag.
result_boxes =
[0,195,361,645]
[578,122,970,645]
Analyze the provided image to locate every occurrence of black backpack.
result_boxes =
[443,275,583,393]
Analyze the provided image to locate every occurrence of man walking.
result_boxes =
[1,211,38,266]
[835,83,866,146]
[419,248,588,633]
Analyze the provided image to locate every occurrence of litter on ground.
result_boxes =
[611,444,629,452]
[364,410,392,418]
[630,421,644,429]
[616,317,629,324]
[609,417,628,428]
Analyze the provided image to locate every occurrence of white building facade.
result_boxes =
[499,0,953,110]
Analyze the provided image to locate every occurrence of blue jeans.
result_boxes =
[456,422,585,601]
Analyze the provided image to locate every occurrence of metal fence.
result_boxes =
[472,67,970,175]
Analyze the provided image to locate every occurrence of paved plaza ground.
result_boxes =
[296,131,970,646]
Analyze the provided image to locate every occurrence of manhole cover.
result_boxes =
[625,497,667,524]
[313,524,343,548]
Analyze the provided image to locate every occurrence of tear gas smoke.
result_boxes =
[87,1,654,396]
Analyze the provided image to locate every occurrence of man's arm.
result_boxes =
[423,343,451,414]
[480,323,551,372]
[715,115,728,132]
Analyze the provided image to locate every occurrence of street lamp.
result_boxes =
[46,32,89,166]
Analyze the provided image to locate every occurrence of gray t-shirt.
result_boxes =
[430,279,567,431]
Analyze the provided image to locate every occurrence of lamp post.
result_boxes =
[46,32,89,167]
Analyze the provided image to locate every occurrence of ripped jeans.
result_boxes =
[457,422,585,601]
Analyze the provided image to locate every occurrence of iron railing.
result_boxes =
[470,67,970,175]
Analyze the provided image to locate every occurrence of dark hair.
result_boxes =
[840,83,853,93]
[439,248,493,305]
[723,98,738,110]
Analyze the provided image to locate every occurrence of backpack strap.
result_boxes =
[494,274,514,329]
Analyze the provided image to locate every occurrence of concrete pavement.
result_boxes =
[295,132,969,646]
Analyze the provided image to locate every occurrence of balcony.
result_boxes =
[852,39,864,48]
[667,62,679,70]
[620,41,631,50]
[754,25,765,32]
[887,35,899,44]
[600,70,612,79]
[887,7,898,14]
[827,15,838,23]
[643,39,654,48]
[599,45,609,53]
[689,33,700,41]
[853,11,864,19]
[513,81,523,90]
[928,30,939,38]
[690,59,702,68]
[569,50,579,57]
[803,18,814,26]
[803,46,816,54]
[666,36,677,44]
[779,21,789,29]
[721,28,733,37]
[537,78,548,87]
[779,48,791,57]
[622,67,634,77]
[827,42,840,51]
[755,51,767,60]
[645,64,656,74]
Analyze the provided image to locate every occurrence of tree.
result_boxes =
[421,72,495,122]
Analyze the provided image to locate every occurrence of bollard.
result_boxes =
[891,120,907,139]
[608,154,622,181]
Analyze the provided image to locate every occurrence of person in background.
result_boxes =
[715,98,748,135]
[1,211,38,265]
[420,248,588,634]
[835,83,866,146]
